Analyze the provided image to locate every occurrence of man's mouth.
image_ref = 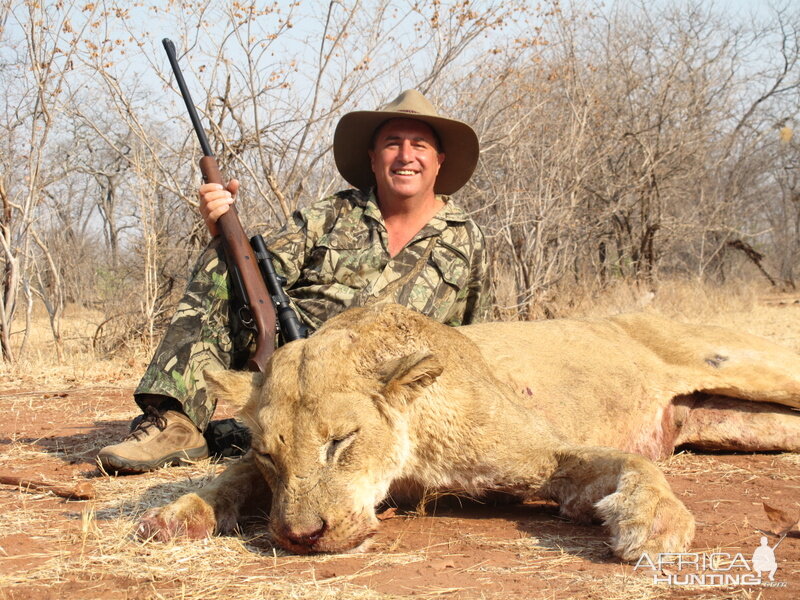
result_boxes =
[393,169,417,176]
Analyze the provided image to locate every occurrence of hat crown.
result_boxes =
[381,89,438,117]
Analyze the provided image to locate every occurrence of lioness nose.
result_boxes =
[283,519,327,547]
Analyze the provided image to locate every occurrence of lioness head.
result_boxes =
[206,305,445,554]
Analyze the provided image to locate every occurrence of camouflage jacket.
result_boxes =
[265,189,491,331]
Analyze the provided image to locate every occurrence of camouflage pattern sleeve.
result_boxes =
[262,195,343,287]
[461,221,492,324]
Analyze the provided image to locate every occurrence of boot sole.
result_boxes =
[98,445,209,474]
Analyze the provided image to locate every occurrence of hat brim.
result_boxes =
[334,110,479,195]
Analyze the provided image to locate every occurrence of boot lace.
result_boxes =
[126,405,168,441]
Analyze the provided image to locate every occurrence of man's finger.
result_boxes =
[208,205,230,223]
[199,182,225,194]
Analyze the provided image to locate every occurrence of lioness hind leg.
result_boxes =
[138,455,269,541]
[675,395,800,452]
[540,447,694,561]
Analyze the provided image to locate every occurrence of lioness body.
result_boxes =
[140,305,800,561]
[462,314,800,456]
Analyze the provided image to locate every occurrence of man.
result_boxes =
[98,90,490,473]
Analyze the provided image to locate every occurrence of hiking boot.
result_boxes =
[97,406,208,474]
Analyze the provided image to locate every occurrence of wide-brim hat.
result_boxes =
[334,89,479,195]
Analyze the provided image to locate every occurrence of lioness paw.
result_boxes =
[137,493,217,542]
[596,485,695,561]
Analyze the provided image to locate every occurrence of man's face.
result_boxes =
[369,118,444,203]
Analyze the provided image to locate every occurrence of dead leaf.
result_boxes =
[429,558,455,570]
[762,502,800,537]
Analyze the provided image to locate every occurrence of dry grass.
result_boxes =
[559,278,759,321]
[658,452,758,481]
[0,303,151,392]
[0,458,392,599]
[544,278,800,354]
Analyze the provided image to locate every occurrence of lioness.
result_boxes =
[139,304,800,561]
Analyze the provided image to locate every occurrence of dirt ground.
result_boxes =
[0,296,798,599]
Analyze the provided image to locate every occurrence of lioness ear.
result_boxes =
[379,351,443,407]
[203,369,264,409]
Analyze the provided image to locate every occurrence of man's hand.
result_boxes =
[199,179,239,237]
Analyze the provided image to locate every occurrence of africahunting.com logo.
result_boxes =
[634,536,787,587]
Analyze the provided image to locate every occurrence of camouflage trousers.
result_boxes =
[134,239,257,431]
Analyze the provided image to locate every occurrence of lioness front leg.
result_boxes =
[138,454,270,541]
[539,447,694,561]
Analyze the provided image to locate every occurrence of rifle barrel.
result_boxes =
[162,38,214,157]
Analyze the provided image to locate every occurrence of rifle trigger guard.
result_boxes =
[238,306,256,331]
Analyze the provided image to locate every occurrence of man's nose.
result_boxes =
[397,139,413,161]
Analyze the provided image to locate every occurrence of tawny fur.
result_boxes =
[139,304,800,561]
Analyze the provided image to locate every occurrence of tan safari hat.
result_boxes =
[333,89,479,195]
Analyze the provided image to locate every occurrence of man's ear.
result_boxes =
[368,148,376,174]
[378,351,443,409]
[203,369,264,409]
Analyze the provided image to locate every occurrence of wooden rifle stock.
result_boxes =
[163,38,275,373]
[199,157,275,373]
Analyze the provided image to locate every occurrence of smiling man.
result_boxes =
[369,119,444,253]
[97,89,491,474]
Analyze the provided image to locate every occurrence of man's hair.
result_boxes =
[369,118,444,153]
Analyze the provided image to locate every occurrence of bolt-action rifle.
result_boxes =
[162,38,308,373]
